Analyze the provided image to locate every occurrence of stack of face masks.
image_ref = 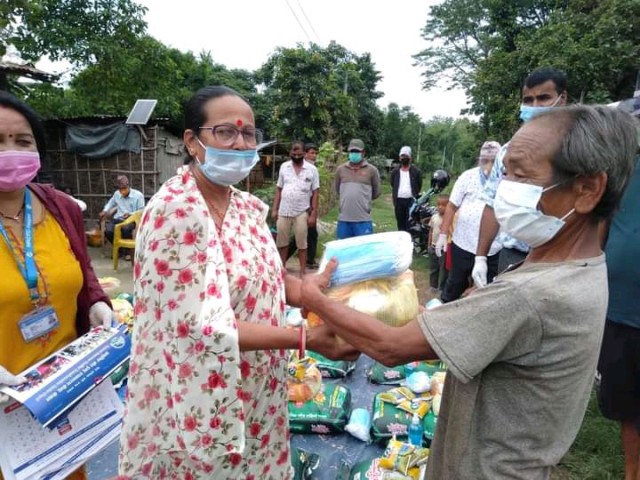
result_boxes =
[319,231,413,286]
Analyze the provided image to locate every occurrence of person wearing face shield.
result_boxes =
[436,141,502,303]
[100,175,145,246]
[390,145,422,232]
[471,67,568,288]
[299,105,638,480]
[334,138,381,239]
[272,140,320,276]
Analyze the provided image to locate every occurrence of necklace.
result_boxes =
[205,197,229,233]
[208,201,226,222]
[0,205,24,222]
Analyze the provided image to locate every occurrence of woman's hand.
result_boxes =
[0,365,26,404]
[306,324,360,362]
[89,301,114,328]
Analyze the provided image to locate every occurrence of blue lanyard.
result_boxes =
[0,189,39,302]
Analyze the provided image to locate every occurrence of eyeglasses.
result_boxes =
[199,124,263,147]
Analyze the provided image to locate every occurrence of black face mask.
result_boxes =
[401,158,410,166]
[291,155,304,164]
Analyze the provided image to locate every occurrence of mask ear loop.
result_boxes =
[560,208,575,221]
[550,93,564,107]
[542,173,579,194]
[193,135,206,165]
[540,175,579,216]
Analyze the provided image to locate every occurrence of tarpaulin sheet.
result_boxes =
[66,123,141,159]
[291,355,386,478]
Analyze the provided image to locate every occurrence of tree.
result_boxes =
[256,41,384,149]
[418,117,483,176]
[377,102,483,177]
[414,0,640,138]
[4,0,147,66]
[25,36,257,129]
[378,103,423,160]
[1,0,148,94]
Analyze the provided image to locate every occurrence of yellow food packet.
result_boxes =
[379,439,430,475]
[397,399,430,418]
[378,387,415,405]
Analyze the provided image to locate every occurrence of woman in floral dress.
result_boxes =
[118,86,354,479]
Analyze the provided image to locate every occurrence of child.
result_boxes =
[428,195,449,292]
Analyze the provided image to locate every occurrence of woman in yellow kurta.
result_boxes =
[0,210,83,374]
[0,92,112,480]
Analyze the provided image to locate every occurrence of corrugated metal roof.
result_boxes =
[0,61,58,82]
[44,116,169,124]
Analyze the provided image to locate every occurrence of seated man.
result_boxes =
[301,105,638,479]
[100,175,145,251]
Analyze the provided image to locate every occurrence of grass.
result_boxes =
[552,392,624,479]
[315,184,625,479]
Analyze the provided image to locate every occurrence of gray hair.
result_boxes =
[538,105,639,220]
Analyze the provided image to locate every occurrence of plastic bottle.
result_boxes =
[425,298,443,310]
[408,413,423,446]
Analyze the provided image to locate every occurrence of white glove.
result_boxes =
[89,301,114,328]
[472,256,488,288]
[0,365,26,404]
[434,233,448,258]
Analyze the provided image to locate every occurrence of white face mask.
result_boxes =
[494,179,575,248]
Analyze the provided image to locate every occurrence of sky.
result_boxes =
[133,0,469,122]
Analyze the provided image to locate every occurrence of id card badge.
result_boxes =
[18,306,60,343]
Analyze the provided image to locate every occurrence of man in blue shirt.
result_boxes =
[471,68,568,287]
[598,151,640,480]
[100,175,145,246]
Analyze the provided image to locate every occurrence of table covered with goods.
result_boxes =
[287,232,447,480]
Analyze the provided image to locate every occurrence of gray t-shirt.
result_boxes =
[418,256,607,480]
[334,161,381,222]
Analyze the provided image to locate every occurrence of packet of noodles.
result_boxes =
[396,399,430,419]
[379,439,430,476]
[377,387,415,405]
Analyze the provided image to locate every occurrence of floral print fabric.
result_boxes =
[118,169,291,479]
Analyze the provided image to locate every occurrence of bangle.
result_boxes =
[298,326,306,358]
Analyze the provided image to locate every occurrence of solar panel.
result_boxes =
[125,99,157,125]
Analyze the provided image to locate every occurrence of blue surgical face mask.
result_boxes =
[519,94,563,123]
[348,152,363,163]
[195,139,259,186]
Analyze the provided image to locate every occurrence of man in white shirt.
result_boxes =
[390,146,422,232]
[437,141,502,302]
[272,141,320,275]
[100,175,145,245]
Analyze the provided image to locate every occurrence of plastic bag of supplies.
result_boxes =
[319,231,413,286]
[308,270,419,328]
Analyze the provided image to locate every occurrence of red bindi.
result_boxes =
[236,119,243,127]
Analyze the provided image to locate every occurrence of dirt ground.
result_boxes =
[88,245,135,296]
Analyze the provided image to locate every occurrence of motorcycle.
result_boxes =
[408,189,438,255]
[407,169,451,255]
